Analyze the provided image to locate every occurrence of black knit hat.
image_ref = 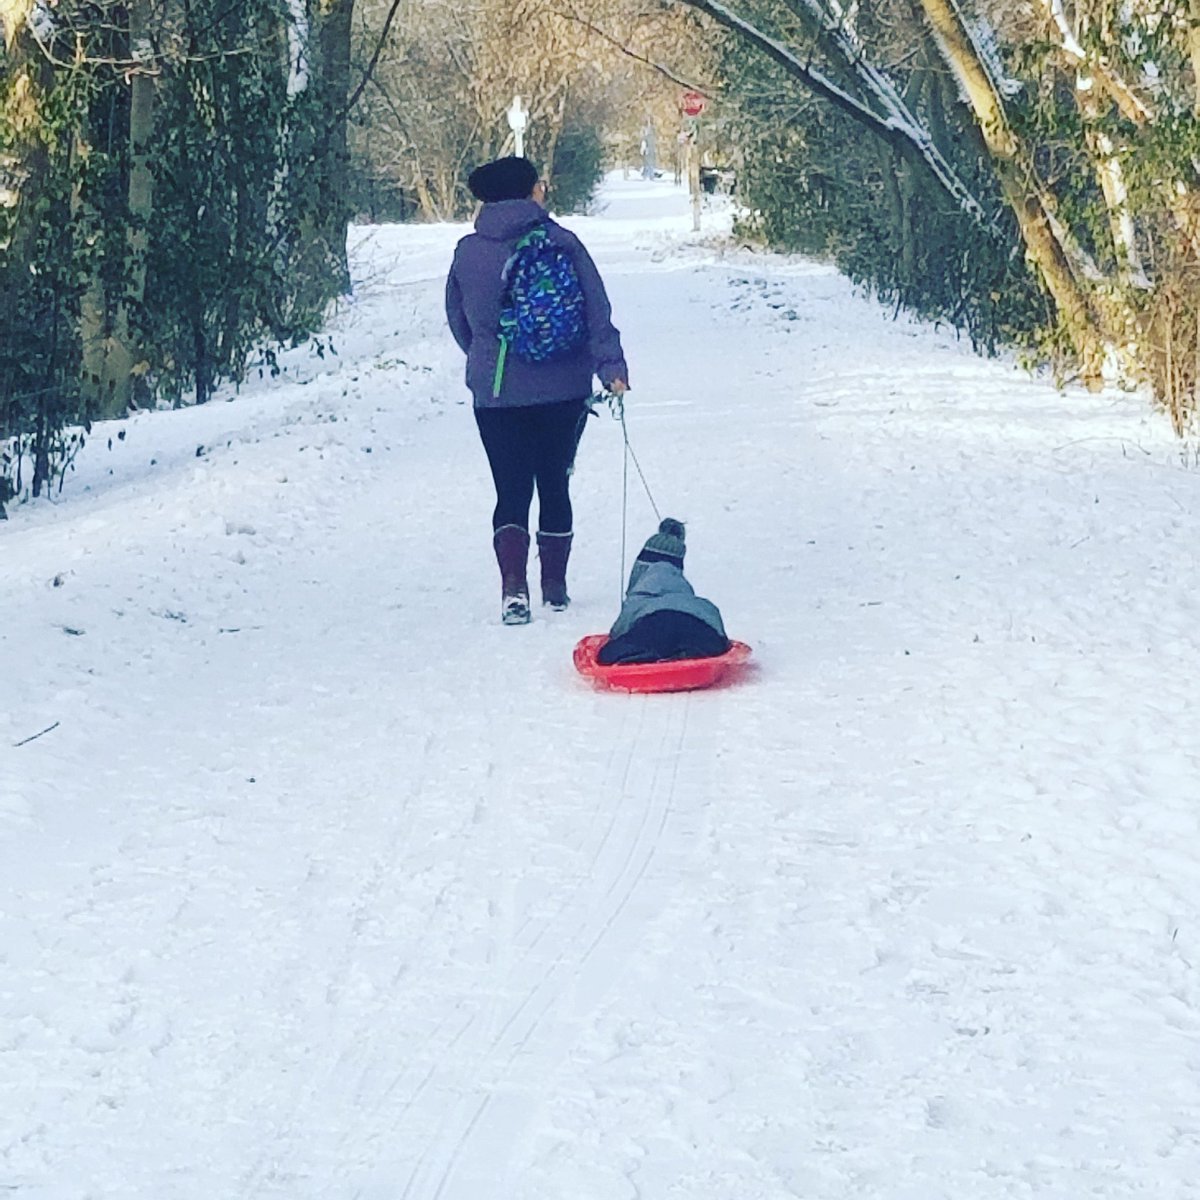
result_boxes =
[468,156,540,203]
[639,518,686,567]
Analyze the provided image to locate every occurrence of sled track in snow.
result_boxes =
[236,689,713,1200]
[236,729,441,1198]
[390,695,701,1200]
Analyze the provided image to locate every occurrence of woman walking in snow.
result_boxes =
[445,156,628,625]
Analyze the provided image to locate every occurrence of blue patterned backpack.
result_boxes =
[492,225,587,397]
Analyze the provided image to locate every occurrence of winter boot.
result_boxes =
[493,524,531,625]
[537,531,573,611]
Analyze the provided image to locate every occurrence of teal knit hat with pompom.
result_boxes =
[639,518,686,566]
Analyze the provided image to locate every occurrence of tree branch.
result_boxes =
[342,0,405,121]
[14,720,59,747]
[674,0,993,228]
[1041,0,1153,125]
[551,7,715,96]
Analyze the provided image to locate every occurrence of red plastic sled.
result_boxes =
[573,634,752,694]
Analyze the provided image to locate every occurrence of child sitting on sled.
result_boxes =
[597,518,731,665]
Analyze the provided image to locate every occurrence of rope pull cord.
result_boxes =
[591,390,661,605]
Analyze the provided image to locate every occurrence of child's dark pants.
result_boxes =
[597,610,731,665]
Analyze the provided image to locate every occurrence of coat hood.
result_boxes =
[627,560,695,599]
[474,199,546,242]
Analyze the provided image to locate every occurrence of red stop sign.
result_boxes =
[680,91,706,117]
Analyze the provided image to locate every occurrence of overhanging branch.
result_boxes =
[674,0,994,229]
[343,0,405,120]
[551,7,716,96]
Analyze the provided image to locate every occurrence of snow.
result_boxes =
[4,175,1200,1198]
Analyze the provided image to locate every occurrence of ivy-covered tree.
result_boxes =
[717,5,1046,355]
[1,0,361,505]
[679,0,1200,428]
[144,0,296,405]
[1,2,94,501]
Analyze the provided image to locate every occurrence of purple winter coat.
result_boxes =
[445,199,629,409]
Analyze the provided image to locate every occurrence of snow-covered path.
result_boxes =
[4,179,1200,1198]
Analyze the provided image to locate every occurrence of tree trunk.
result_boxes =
[116,0,157,408]
[1,0,55,443]
[287,0,356,319]
[542,89,568,183]
[0,0,52,293]
[917,0,1113,384]
[1191,0,1200,117]
[312,0,355,295]
[76,0,156,417]
[892,69,930,285]
[414,173,437,221]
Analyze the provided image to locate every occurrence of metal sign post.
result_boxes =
[679,93,707,232]
[681,117,701,232]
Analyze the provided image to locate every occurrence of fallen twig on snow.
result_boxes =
[14,721,60,747]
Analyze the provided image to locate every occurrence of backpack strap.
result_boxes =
[492,327,512,398]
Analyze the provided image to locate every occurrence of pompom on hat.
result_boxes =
[468,156,540,203]
[638,518,686,567]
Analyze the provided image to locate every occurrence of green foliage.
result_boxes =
[143,0,333,405]
[541,107,607,215]
[2,0,351,504]
[145,0,292,405]
[720,19,1047,357]
[731,91,1046,354]
[0,49,97,500]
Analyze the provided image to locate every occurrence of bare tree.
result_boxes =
[349,0,713,220]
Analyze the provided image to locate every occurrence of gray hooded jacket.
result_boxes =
[445,199,628,408]
[608,560,728,642]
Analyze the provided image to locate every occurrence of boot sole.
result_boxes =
[502,596,531,624]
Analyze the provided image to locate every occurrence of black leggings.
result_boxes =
[474,399,588,533]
